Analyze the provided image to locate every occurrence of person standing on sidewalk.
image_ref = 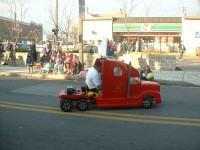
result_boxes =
[3,40,13,65]
[26,44,37,73]
[178,41,186,61]
[0,41,4,57]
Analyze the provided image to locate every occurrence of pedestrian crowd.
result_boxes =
[0,40,15,65]
[0,39,82,75]
[29,40,82,75]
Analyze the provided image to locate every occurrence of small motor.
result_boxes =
[81,86,87,93]
[66,87,76,95]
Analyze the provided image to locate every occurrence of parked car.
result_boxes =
[83,45,98,53]
[62,42,75,50]
[16,43,31,52]
[36,44,46,53]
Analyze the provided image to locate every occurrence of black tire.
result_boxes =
[60,100,73,112]
[77,99,89,111]
[142,97,152,109]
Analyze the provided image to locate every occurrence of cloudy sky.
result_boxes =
[0,0,199,33]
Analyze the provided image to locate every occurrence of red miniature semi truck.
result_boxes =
[58,58,161,112]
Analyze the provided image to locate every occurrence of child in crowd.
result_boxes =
[41,58,53,74]
[54,52,63,74]
[40,50,50,71]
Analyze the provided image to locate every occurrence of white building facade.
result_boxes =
[182,16,200,54]
[83,18,113,45]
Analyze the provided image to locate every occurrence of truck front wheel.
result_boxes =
[142,97,152,109]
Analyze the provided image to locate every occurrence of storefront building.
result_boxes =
[83,14,200,55]
[113,17,182,52]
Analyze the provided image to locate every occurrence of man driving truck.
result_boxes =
[85,58,102,94]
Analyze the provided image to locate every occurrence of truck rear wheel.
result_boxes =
[60,99,73,112]
[77,99,89,111]
[142,97,152,109]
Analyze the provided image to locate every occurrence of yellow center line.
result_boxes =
[86,111,200,122]
[1,101,200,127]
[0,101,58,110]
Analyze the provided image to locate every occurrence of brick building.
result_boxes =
[0,16,43,43]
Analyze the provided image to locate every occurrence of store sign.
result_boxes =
[116,32,180,36]
[195,32,200,38]
[141,23,151,32]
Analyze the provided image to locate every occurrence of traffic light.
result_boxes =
[52,28,59,36]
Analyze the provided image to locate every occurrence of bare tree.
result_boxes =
[119,0,138,53]
[118,0,160,52]
[44,0,57,29]
[3,0,30,42]
[59,0,76,45]
[44,0,78,45]
[68,23,79,47]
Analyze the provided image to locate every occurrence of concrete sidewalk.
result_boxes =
[0,65,200,87]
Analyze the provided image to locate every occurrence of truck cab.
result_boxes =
[94,58,161,109]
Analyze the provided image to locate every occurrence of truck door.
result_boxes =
[102,60,128,99]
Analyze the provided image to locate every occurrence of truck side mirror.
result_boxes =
[130,77,140,84]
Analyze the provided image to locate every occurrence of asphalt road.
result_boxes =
[0,77,200,150]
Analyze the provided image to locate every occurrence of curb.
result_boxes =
[1,71,199,87]
[155,80,200,87]
[0,72,77,80]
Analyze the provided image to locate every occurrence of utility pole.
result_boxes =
[56,0,58,40]
[79,0,85,69]
[14,4,17,66]
[52,0,59,42]
[180,6,187,42]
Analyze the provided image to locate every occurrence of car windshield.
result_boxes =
[84,45,97,50]
[83,45,98,53]
[62,42,74,45]
[17,43,30,50]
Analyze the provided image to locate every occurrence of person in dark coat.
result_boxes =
[0,41,4,57]
[26,44,37,73]
[40,50,50,68]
